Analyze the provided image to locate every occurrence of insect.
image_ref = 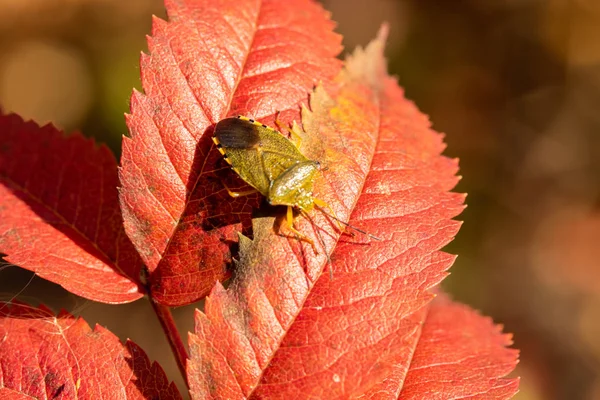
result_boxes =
[212,115,378,257]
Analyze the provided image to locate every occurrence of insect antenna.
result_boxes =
[314,205,382,241]
[299,209,333,280]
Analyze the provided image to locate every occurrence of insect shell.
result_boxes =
[212,115,327,250]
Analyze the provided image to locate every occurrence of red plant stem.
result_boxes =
[150,299,189,386]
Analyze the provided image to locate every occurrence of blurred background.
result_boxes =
[1,0,599,399]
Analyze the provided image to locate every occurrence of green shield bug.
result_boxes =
[212,115,379,265]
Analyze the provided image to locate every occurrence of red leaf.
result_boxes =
[187,30,518,398]
[119,0,342,305]
[0,113,144,304]
[0,302,181,399]
[396,294,520,400]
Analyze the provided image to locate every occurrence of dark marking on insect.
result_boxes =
[213,117,261,149]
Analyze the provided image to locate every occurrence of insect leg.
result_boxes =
[275,111,303,148]
[274,111,286,133]
[220,181,258,198]
[288,125,303,148]
[299,209,333,280]
[285,206,317,253]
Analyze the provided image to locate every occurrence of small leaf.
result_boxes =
[0,302,181,399]
[396,294,520,400]
[119,0,342,305]
[0,113,144,304]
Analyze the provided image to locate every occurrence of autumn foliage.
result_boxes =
[0,0,519,398]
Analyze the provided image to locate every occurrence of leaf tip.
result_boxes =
[237,231,253,254]
[376,23,390,44]
[343,24,389,90]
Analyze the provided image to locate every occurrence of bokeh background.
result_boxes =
[1,0,599,399]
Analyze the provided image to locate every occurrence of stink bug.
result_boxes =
[212,115,378,258]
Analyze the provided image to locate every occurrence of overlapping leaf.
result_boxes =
[119,0,342,305]
[0,113,144,303]
[188,29,518,398]
[0,302,181,399]
[398,294,519,399]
